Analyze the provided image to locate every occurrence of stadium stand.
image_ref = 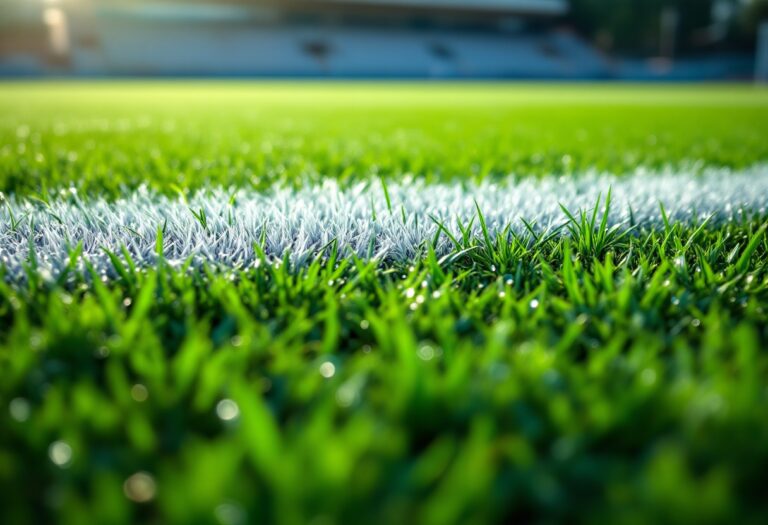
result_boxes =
[0,0,756,79]
[3,0,612,78]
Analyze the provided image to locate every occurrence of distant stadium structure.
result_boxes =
[1,0,613,78]
[1,0,760,79]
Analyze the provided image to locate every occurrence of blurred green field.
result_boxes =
[2,82,768,196]
[2,83,768,525]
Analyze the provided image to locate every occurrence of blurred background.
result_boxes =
[1,0,767,80]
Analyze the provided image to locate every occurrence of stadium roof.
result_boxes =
[92,0,568,23]
[298,0,567,15]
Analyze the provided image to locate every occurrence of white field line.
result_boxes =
[1,166,768,281]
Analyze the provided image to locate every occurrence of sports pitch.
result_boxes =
[1,83,768,524]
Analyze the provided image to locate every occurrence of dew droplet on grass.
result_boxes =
[123,472,156,503]
[9,398,30,422]
[216,399,240,421]
[319,361,335,378]
[49,441,73,468]
[417,345,435,361]
[131,384,148,402]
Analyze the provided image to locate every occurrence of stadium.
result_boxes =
[2,0,763,79]
[1,1,768,525]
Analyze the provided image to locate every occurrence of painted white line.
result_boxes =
[2,166,768,280]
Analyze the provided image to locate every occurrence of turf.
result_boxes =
[1,82,768,525]
[2,83,768,197]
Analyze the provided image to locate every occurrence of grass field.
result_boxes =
[2,82,768,524]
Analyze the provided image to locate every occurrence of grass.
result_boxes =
[1,82,768,524]
[2,82,768,197]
